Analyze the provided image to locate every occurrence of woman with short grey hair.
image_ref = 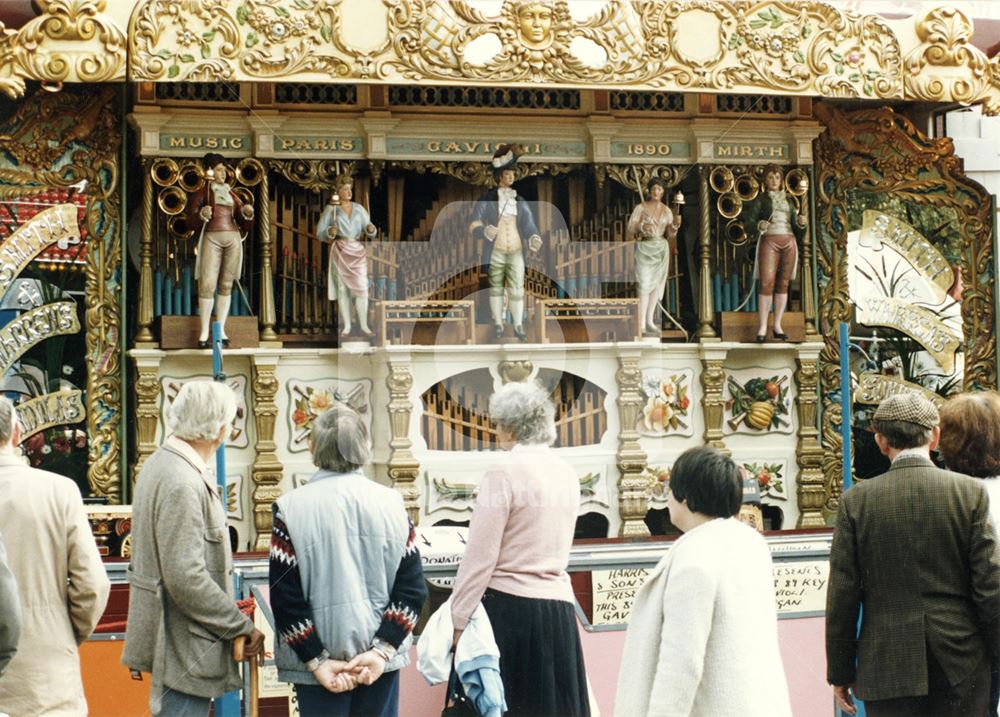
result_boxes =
[451,381,591,716]
[269,404,426,717]
[165,380,237,442]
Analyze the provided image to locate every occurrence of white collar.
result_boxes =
[498,187,516,195]
[892,447,931,463]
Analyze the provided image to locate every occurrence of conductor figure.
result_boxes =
[469,144,542,341]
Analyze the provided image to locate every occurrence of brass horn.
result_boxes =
[157,186,187,216]
[167,215,195,240]
[151,158,179,187]
[709,166,734,194]
[232,186,254,207]
[235,158,263,187]
[177,161,206,193]
[785,167,809,196]
[734,173,759,202]
[717,192,742,220]
[725,219,748,246]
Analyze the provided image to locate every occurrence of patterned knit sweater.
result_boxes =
[269,509,424,663]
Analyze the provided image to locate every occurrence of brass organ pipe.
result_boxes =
[157,186,187,216]
[151,158,179,187]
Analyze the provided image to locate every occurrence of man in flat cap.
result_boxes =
[826,392,1000,717]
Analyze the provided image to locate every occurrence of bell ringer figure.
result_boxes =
[627,176,683,336]
[740,165,807,343]
[470,144,542,342]
[318,174,378,338]
[186,152,254,349]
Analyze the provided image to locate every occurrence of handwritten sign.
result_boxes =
[772,560,829,614]
[591,567,650,626]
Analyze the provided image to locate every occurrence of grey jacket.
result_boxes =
[275,470,410,683]
[0,536,20,676]
[122,441,254,699]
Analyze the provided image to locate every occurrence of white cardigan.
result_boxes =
[615,518,792,717]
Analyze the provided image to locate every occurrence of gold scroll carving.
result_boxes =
[133,360,160,486]
[251,357,283,550]
[700,358,727,452]
[615,355,649,537]
[815,103,995,514]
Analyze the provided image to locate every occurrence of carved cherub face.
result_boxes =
[517,2,554,49]
[764,169,783,192]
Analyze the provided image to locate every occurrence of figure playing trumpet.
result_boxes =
[627,177,682,335]
[741,165,807,343]
[317,174,377,337]
[186,152,254,348]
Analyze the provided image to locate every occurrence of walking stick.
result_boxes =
[233,635,259,717]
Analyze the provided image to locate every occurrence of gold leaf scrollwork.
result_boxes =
[904,7,991,105]
[389,160,573,188]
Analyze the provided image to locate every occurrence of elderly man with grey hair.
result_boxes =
[827,392,1000,717]
[269,404,426,717]
[451,381,591,716]
[0,396,109,717]
[123,381,264,717]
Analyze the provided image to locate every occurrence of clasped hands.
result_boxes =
[311,649,389,694]
[484,225,542,252]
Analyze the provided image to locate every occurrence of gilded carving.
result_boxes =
[904,7,992,105]
[615,356,649,537]
[605,165,683,194]
[498,360,533,384]
[387,362,420,523]
[267,158,356,192]
[251,358,283,550]
[814,103,995,513]
[389,160,573,188]
[0,0,127,98]
[794,358,825,527]
[133,362,160,486]
[700,358,726,451]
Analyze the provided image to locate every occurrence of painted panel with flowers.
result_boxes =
[637,369,694,437]
[286,378,371,453]
[741,459,788,501]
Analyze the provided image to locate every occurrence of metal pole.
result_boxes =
[839,321,853,491]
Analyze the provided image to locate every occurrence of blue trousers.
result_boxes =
[295,670,400,717]
[152,687,211,716]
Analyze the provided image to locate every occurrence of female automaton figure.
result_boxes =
[627,177,681,335]
[186,152,254,348]
[741,165,807,343]
[317,175,378,337]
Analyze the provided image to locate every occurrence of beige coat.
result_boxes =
[122,439,253,702]
[0,453,110,716]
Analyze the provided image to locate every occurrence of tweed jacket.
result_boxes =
[0,453,110,717]
[615,518,792,717]
[0,536,19,677]
[826,454,1000,701]
[123,440,254,700]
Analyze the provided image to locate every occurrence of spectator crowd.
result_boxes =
[1,381,1000,717]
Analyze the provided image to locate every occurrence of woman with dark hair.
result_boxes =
[185,152,254,347]
[615,446,792,717]
[627,176,681,335]
[939,391,1000,526]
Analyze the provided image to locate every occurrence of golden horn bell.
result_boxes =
[717,192,742,219]
[232,186,254,207]
[235,158,263,187]
[177,161,206,193]
[725,219,748,246]
[735,174,759,202]
[157,186,187,216]
[167,215,195,240]
[784,168,809,196]
[709,166,734,194]
[151,158,179,187]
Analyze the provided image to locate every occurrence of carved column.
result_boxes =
[799,177,820,341]
[700,356,728,452]
[251,355,284,549]
[132,357,161,487]
[136,161,155,344]
[616,355,649,537]
[795,355,827,527]
[258,168,279,343]
[387,362,421,524]
[696,166,717,339]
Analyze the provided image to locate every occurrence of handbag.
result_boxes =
[441,656,480,717]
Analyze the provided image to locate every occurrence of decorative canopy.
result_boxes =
[0,0,997,113]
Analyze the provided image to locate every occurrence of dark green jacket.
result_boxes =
[741,191,805,240]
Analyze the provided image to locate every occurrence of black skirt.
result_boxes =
[481,588,591,717]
